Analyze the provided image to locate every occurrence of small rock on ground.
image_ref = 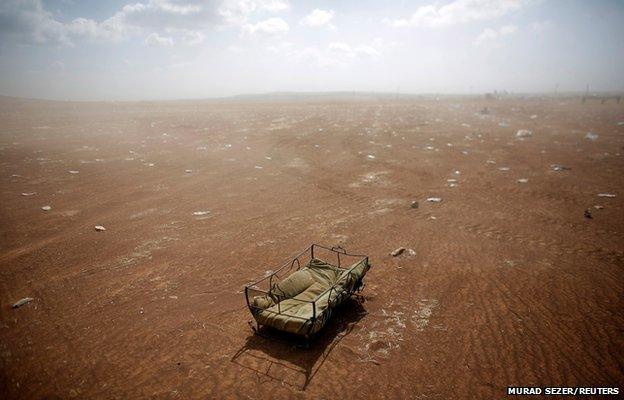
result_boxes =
[390,247,406,257]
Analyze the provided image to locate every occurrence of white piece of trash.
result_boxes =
[12,297,34,308]
[95,225,106,231]
[41,205,51,211]
[193,211,211,216]
[427,197,442,203]
[597,193,616,198]
[516,129,532,138]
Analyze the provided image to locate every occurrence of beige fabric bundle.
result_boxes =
[254,257,369,335]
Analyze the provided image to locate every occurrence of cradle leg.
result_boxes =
[298,335,311,349]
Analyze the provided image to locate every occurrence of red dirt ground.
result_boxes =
[1,96,623,399]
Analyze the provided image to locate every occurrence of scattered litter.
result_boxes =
[453,170,461,175]
[584,209,592,219]
[41,205,51,211]
[517,178,529,183]
[499,167,510,171]
[94,225,106,231]
[486,160,496,164]
[426,197,442,203]
[12,297,34,309]
[448,182,458,187]
[530,114,538,119]
[617,122,624,126]
[265,156,272,160]
[254,165,263,169]
[148,163,155,167]
[597,193,616,198]
[367,154,376,160]
[193,211,211,216]
[21,192,36,196]
[460,150,469,155]
[498,122,509,127]
[185,169,193,173]
[390,247,406,257]
[68,170,79,174]
[594,205,604,210]
[584,132,598,141]
[551,164,571,171]
[410,201,419,209]
[516,129,532,138]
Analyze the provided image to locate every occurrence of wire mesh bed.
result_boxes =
[244,244,371,338]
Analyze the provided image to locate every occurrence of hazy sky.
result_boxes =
[1,0,623,100]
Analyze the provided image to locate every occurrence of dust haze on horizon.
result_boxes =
[0,0,623,102]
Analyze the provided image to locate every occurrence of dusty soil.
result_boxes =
[1,96,623,399]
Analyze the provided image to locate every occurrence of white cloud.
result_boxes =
[329,42,382,58]
[328,42,351,53]
[49,60,65,71]
[145,32,174,47]
[389,0,530,28]
[179,30,205,45]
[0,0,212,45]
[1,0,293,46]
[219,0,289,26]
[353,45,381,57]
[266,41,292,53]
[65,16,126,42]
[115,1,217,32]
[294,39,382,68]
[296,46,343,68]
[474,24,517,46]
[300,9,334,28]
[243,17,289,34]
[260,0,290,12]
[0,0,72,45]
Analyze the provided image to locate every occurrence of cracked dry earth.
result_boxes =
[1,96,623,399]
